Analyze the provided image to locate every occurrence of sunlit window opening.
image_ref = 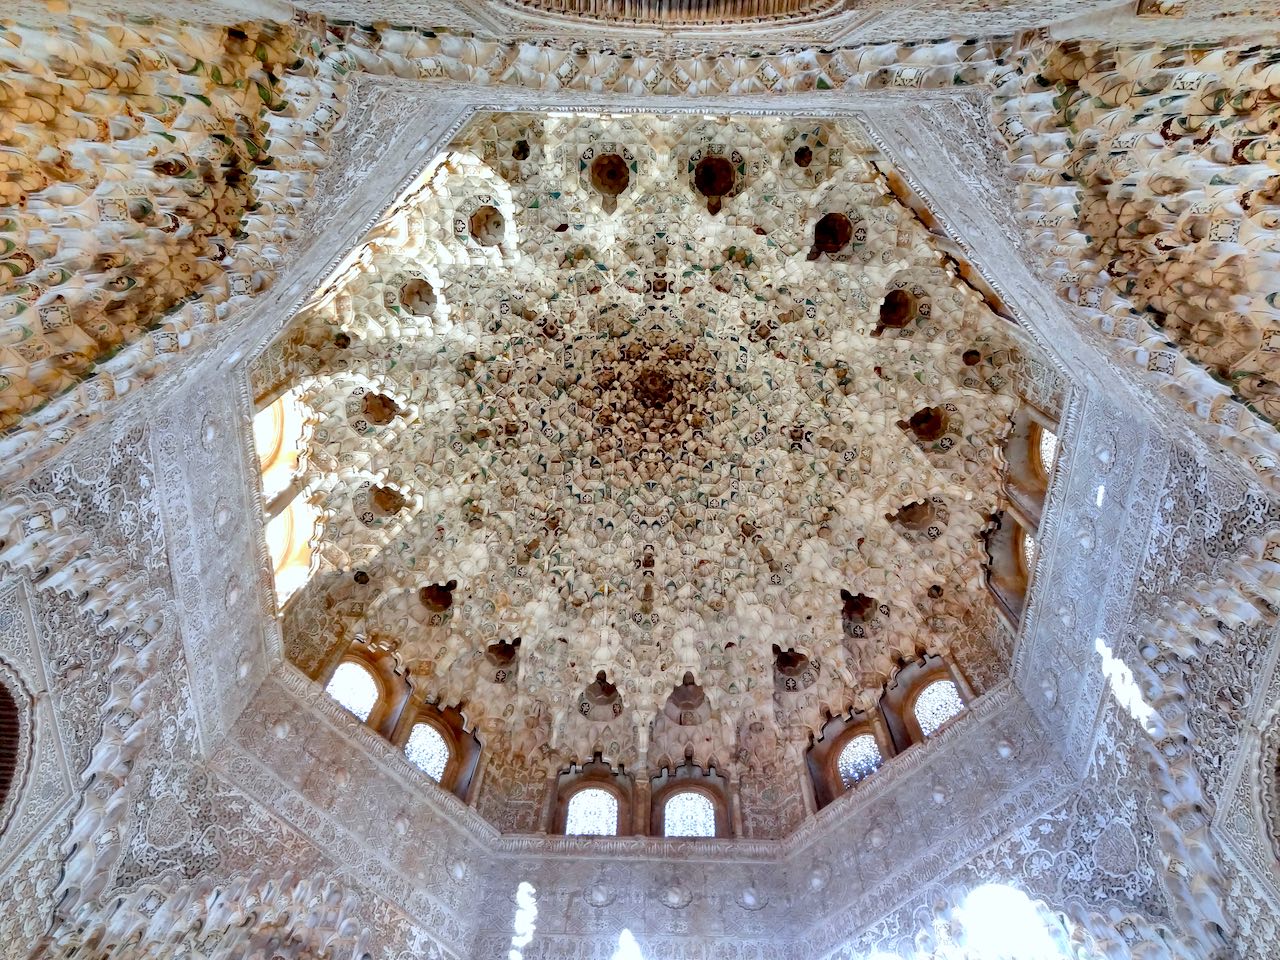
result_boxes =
[915,679,964,737]
[836,733,882,788]
[266,496,319,601]
[253,389,306,502]
[1021,528,1038,573]
[663,791,715,838]
[1037,425,1059,477]
[565,787,619,836]
[325,661,379,722]
[405,722,450,782]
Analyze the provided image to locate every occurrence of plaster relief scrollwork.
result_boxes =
[1260,693,1280,871]
[0,427,171,949]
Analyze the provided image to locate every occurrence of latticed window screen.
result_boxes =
[405,722,449,782]
[564,787,619,836]
[325,661,379,721]
[915,679,964,737]
[1039,427,1060,475]
[663,791,715,838]
[1022,529,1038,572]
[836,733,882,788]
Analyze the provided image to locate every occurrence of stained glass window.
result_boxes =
[564,787,618,836]
[663,791,715,838]
[1022,529,1038,572]
[405,722,449,782]
[325,661,378,721]
[915,679,964,737]
[837,733,882,788]
[1038,426,1059,476]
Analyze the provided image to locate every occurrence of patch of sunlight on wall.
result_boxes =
[253,389,305,502]
[1095,637,1156,732]
[959,884,1069,960]
[508,881,537,960]
[612,929,644,960]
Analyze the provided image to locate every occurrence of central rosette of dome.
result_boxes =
[579,330,718,457]
[633,366,675,410]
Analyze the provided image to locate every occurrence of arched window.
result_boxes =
[1037,425,1059,477]
[836,733,882,788]
[0,682,19,820]
[1021,528,1038,573]
[914,679,964,737]
[564,787,618,836]
[253,389,305,502]
[663,791,715,838]
[325,661,379,722]
[405,722,450,782]
[266,496,318,602]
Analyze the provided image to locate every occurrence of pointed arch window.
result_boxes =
[405,722,450,782]
[914,679,964,737]
[662,791,715,838]
[325,661,379,722]
[836,733,882,788]
[564,787,619,836]
[988,405,1061,628]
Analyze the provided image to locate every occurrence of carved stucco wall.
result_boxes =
[4,8,1280,960]
[0,584,76,953]
[91,356,1272,957]
[0,404,472,959]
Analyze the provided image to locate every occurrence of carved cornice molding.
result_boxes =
[495,0,842,26]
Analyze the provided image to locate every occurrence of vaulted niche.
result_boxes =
[0,678,23,833]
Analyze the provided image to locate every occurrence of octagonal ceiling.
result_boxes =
[253,111,1043,836]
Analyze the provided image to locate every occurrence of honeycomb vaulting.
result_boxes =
[260,113,1028,835]
[0,19,343,471]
